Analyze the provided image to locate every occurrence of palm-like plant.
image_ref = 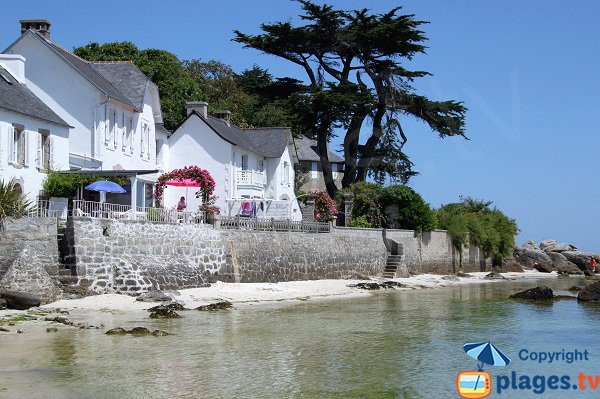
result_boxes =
[0,179,33,230]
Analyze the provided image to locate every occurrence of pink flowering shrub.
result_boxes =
[155,166,219,215]
[312,190,337,222]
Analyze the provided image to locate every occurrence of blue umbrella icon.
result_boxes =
[463,341,510,395]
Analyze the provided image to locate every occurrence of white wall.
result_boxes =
[7,35,161,173]
[8,35,102,163]
[166,116,231,212]
[0,109,69,203]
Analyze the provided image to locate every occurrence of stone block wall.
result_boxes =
[334,227,489,274]
[66,218,494,295]
[67,218,226,294]
[0,217,59,279]
[221,230,386,283]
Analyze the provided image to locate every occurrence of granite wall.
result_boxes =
[220,230,386,283]
[333,227,489,273]
[0,217,59,279]
[67,218,492,295]
[67,217,226,294]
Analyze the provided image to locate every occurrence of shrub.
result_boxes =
[0,179,33,229]
[437,197,518,261]
[43,171,129,198]
[335,182,385,227]
[380,185,435,231]
[348,215,372,228]
[312,190,337,222]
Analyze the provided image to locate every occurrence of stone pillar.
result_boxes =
[343,192,353,227]
[330,216,337,230]
[303,199,315,221]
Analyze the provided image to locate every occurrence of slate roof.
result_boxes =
[6,31,139,110]
[92,62,151,111]
[155,123,170,136]
[293,135,344,162]
[0,66,70,127]
[198,113,290,158]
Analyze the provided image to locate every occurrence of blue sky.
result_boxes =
[2,1,598,251]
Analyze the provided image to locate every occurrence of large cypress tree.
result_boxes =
[235,1,467,197]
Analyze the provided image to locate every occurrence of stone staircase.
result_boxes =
[382,255,403,279]
[55,225,79,288]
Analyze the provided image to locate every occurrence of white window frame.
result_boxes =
[121,112,127,152]
[311,161,318,179]
[10,124,27,166]
[241,154,248,171]
[36,129,51,170]
[332,163,338,179]
[128,116,134,155]
[106,107,116,149]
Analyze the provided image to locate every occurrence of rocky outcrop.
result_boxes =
[0,250,60,304]
[514,247,553,270]
[523,240,539,250]
[577,282,600,302]
[195,301,233,311]
[562,252,598,272]
[539,240,577,253]
[0,290,41,310]
[547,252,583,275]
[510,286,554,300]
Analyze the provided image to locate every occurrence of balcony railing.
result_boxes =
[220,215,330,233]
[72,200,206,224]
[236,170,266,187]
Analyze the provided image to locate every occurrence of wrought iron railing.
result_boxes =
[220,215,330,233]
[72,200,206,224]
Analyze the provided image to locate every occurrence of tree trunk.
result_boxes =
[316,132,338,198]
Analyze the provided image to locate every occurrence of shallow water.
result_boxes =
[1,277,599,398]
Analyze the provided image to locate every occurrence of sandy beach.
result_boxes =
[0,270,562,332]
[38,269,557,312]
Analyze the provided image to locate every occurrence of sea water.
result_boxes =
[0,277,599,398]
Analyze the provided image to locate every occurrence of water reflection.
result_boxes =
[0,278,599,398]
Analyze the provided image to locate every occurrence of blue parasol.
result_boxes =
[464,340,511,372]
[463,341,511,393]
[85,180,126,193]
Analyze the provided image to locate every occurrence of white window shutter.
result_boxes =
[104,106,109,144]
[23,131,29,167]
[8,126,15,163]
[36,132,42,168]
[48,136,54,170]
[0,126,3,167]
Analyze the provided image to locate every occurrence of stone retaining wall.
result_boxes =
[67,218,492,295]
[67,218,226,294]
[0,218,59,279]
[333,227,488,273]
[220,230,386,283]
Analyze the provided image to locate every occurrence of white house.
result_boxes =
[0,53,70,203]
[164,102,302,220]
[3,20,164,208]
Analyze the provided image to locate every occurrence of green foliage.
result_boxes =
[380,185,436,231]
[294,165,310,203]
[336,182,385,228]
[235,1,468,196]
[436,197,518,259]
[73,44,294,131]
[348,215,372,228]
[0,179,33,228]
[42,171,128,198]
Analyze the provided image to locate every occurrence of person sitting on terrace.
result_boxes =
[177,196,187,211]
